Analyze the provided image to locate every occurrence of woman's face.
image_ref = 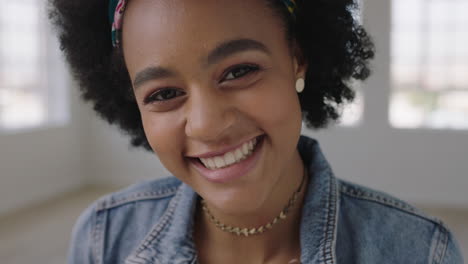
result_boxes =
[123,0,305,214]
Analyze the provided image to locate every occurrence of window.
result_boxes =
[0,0,68,131]
[390,0,468,129]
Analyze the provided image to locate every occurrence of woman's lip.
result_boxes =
[189,136,264,184]
[186,135,262,159]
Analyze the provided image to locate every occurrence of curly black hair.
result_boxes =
[49,0,374,151]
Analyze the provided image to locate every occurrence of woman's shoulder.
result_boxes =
[92,176,182,211]
[337,179,435,221]
[74,176,183,230]
[335,179,464,264]
[68,176,184,264]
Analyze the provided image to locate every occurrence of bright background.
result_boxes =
[0,0,467,262]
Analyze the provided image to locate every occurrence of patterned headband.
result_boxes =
[109,0,298,48]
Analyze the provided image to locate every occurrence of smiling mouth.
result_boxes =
[197,136,262,170]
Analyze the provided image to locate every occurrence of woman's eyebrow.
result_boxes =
[205,38,271,66]
[133,67,175,89]
[133,39,269,89]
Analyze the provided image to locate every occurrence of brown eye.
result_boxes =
[223,65,260,81]
[144,88,185,104]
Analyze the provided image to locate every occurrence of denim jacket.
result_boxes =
[69,136,464,264]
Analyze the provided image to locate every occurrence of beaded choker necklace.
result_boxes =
[201,167,307,237]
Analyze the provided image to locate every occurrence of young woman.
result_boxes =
[50,0,463,263]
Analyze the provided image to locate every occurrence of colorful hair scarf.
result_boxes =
[109,0,127,47]
[282,0,298,17]
[109,0,298,47]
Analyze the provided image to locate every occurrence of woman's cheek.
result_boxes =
[142,113,193,181]
[142,112,182,154]
[247,80,301,128]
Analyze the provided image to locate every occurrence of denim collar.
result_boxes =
[125,136,339,264]
[298,136,339,264]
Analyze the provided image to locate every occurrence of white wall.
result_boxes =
[310,128,468,208]
[83,114,169,186]
[0,87,87,216]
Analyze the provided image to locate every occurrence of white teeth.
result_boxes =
[207,158,215,168]
[199,137,260,170]
[242,143,249,155]
[224,152,236,166]
[234,149,243,160]
[214,157,225,168]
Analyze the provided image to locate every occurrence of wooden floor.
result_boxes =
[0,186,466,264]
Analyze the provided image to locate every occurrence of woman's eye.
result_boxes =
[144,88,184,104]
[223,65,259,81]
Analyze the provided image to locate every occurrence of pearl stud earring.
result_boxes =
[296,78,305,93]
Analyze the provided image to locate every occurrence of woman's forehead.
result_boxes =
[122,0,278,36]
[121,0,286,69]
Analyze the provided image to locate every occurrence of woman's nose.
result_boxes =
[184,90,236,142]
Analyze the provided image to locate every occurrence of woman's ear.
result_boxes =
[292,41,308,78]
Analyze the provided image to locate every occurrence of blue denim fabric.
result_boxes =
[68,136,464,264]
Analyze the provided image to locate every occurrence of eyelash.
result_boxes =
[143,88,185,105]
[143,64,260,105]
[221,64,260,82]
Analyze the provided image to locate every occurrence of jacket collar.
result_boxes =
[298,136,339,264]
[125,183,199,264]
[126,136,339,264]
